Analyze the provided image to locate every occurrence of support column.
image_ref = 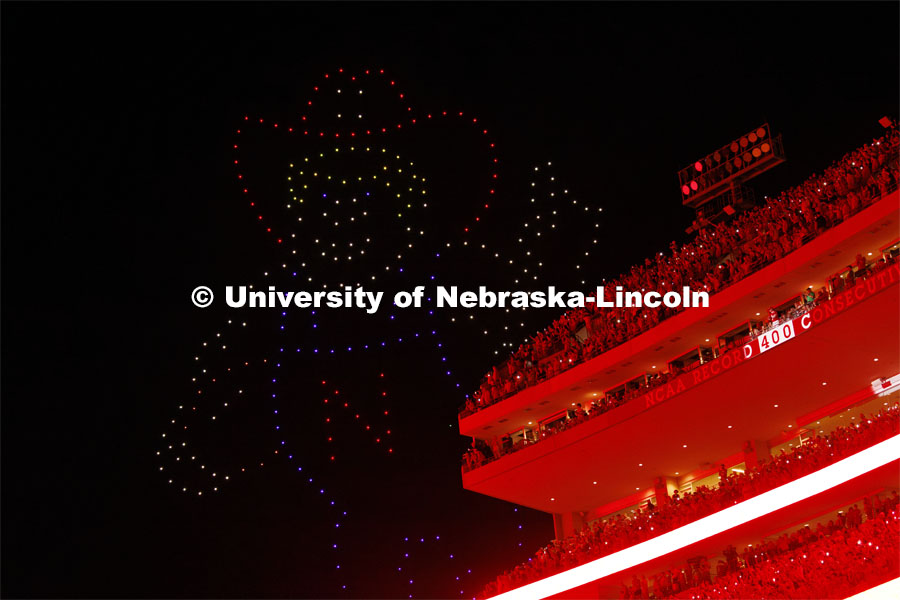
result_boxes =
[553,511,587,539]
[654,476,678,505]
[552,513,565,540]
[742,439,770,469]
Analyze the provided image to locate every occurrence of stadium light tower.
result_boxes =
[679,123,786,233]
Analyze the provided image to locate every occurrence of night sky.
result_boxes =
[2,3,898,598]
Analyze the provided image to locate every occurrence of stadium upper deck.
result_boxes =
[460,128,899,458]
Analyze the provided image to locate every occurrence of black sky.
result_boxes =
[2,3,898,598]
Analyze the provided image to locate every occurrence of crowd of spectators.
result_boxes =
[622,494,899,599]
[479,404,899,597]
[462,127,899,420]
[462,248,898,473]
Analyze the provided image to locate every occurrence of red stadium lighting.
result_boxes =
[690,181,698,191]
[681,185,691,195]
[677,122,785,214]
